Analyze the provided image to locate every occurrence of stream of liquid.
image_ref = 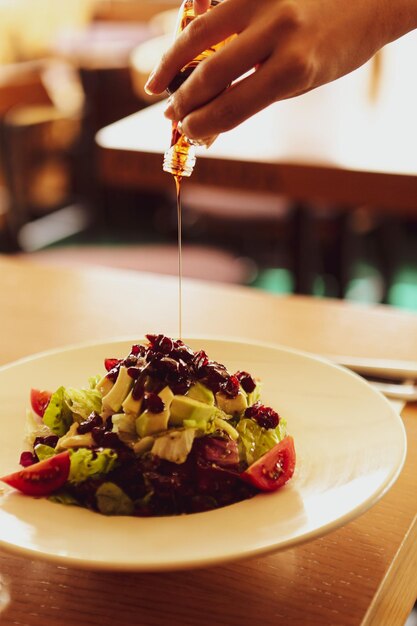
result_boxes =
[174,175,183,340]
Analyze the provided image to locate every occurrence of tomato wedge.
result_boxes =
[0,451,70,497]
[241,436,296,492]
[30,389,52,417]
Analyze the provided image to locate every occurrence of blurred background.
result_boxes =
[1,0,417,311]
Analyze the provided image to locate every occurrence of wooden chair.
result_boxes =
[0,61,88,251]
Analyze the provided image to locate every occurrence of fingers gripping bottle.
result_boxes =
[163,0,226,178]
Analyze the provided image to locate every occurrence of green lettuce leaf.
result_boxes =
[42,387,73,437]
[64,386,102,422]
[237,417,287,466]
[34,444,56,461]
[68,448,118,484]
[247,382,262,407]
[95,482,134,515]
[88,375,101,389]
[25,409,54,447]
[48,490,80,506]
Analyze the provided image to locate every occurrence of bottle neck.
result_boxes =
[164,0,223,178]
[163,130,196,177]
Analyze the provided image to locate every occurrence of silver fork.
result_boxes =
[325,355,417,402]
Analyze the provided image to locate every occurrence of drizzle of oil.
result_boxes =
[174,174,182,340]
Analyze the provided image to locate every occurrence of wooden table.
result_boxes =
[0,254,417,625]
[97,31,417,213]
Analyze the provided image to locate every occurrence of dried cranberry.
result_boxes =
[106,367,119,383]
[169,379,191,395]
[223,375,240,398]
[159,356,180,373]
[78,412,103,434]
[127,367,141,380]
[145,334,158,348]
[172,341,194,363]
[20,451,37,467]
[245,402,280,429]
[193,350,209,372]
[104,358,120,372]
[33,435,59,449]
[202,363,229,392]
[131,344,145,357]
[158,336,174,354]
[100,431,122,448]
[91,426,106,445]
[236,371,256,393]
[105,415,114,431]
[149,355,179,379]
[91,426,122,448]
[146,334,173,355]
[123,355,138,368]
[132,370,148,400]
[146,392,165,414]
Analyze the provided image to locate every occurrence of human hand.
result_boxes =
[145,0,417,142]
[194,0,210,15]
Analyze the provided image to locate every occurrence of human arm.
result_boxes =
[145,0,417,141]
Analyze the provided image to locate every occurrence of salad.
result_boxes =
[0,335,296,516]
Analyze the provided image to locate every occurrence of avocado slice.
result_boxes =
[136,386,174,437]
[187,382,215,405]
[102,367,133,414]
[122,389,143,417]
[96,374,114,398]
[169,395,218,426]
[215,389,248,416]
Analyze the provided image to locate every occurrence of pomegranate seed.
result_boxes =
[245,402,280,429]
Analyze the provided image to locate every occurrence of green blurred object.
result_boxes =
[388,266,417,311]
[251,268,294,294]
[344,261,384,304]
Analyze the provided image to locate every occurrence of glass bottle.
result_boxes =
[163,0,226,178]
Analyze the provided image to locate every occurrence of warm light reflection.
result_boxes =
[301,469,391,528]
[0,0,94,61]
[0,506,35,544]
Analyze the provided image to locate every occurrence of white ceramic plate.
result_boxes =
[0,338,407,571]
